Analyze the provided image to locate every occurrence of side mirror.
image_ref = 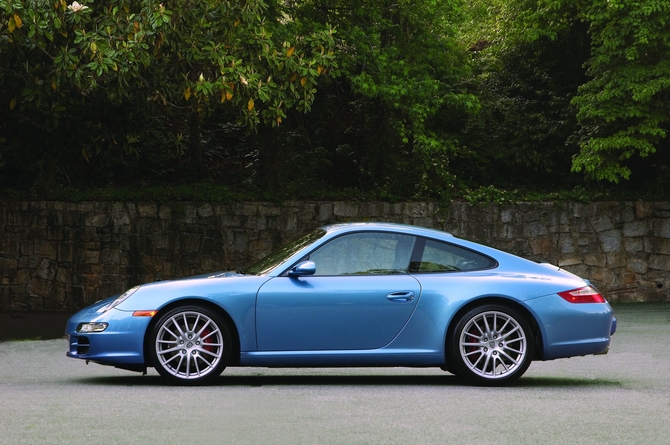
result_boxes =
[288,261,316,277]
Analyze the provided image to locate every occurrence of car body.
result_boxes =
[66,222,616,386]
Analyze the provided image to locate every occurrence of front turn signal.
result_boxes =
[132,310,157,317]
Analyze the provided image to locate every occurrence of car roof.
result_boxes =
[321,222,453,239]
[317,222,566,279]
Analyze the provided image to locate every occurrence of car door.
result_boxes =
[256,232,422,351]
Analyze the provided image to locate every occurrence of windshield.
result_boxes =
[244,228,327,275]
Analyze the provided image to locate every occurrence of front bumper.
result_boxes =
[65,302,151,366]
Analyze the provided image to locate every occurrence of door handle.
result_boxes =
[386,291,415,303]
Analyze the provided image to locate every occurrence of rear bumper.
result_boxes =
[525,295,616,360]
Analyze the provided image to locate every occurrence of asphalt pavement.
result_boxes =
[0,303,668,445]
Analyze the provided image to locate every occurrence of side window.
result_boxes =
[309,232,416,276]
[410,238,497,273]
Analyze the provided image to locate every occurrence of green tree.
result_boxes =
[515,0,670,183]
[269,0,478,197]
[455,0,590,189]
[0,0,335,188]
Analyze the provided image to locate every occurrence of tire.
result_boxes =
[150,305,232,385]
[448,304,534,386]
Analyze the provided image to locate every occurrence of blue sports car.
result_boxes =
[66,223,616,386]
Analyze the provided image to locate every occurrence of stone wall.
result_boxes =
[1,200,668,311]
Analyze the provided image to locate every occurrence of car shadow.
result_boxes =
[515,376,622,387]
[215,374,457,387]
[73,373,621,388]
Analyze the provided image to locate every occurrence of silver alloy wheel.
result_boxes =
[155,310,224,380]
[459,310,527,380]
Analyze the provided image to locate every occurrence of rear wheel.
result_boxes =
[150,305,231,385]
[448,304,534,386]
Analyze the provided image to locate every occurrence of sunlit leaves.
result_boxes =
[7,13,21,31]
[0,0,337,164]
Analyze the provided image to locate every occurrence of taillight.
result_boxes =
[558,286,606,303]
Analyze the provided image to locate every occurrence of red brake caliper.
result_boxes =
[465,327,479,363]
[201,327,215,353]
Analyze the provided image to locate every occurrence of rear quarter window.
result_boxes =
[409,238,497,273]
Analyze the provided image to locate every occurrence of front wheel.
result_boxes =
[150,305,232,385]
[448,304,534,386]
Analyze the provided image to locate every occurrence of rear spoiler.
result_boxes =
[537,262,591,285]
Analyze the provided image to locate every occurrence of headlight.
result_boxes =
[77,322,108,333]
[96,286,140,314]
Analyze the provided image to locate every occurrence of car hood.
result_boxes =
[113,272,272,312]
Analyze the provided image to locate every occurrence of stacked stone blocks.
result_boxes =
[1,201,668,311]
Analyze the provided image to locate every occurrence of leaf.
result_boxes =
[247,98,254,111]
[183,87,191,101]
[286,46,295,57]
[9,98,16,110]
[13,14,22,29]
[8,17,16,33]
[300,77,307,87]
